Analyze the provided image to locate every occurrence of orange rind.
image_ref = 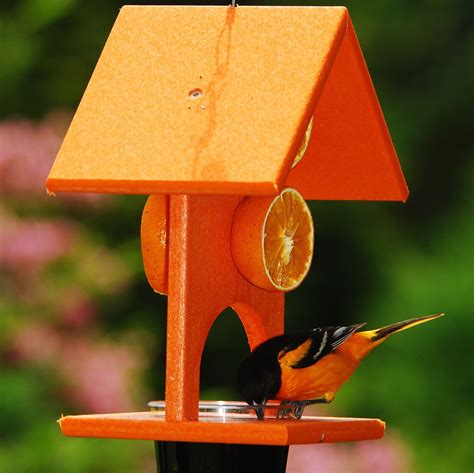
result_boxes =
[231,188,314,292]
[141,195,169,295]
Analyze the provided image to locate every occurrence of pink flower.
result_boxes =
[354,434,412,473]
[59,337,146,413]
[13,325,62,363]
[287,434,412,473]
[287,444,352,473]
[11,324,148,413]
[0,113,103,203]
[0,219,75,271]
[57,289,96,328]
[0,119,61,195]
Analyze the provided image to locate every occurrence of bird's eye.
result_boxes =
[277,349,287,360]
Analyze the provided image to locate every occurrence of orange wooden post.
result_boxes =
[165,194,284,421]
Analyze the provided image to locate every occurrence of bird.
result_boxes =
[237,313,444,420]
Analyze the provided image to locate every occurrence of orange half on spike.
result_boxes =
[231,188,314,292]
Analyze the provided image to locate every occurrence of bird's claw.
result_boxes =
[276,400,292,419]
[255,396,332,421]
[255,405,265,420]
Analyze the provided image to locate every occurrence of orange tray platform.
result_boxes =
[58,412,385,445]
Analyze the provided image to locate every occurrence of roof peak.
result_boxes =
[47,6,407,202]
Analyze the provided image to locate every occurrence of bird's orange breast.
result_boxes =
[275,333,373,401]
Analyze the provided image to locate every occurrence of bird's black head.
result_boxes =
[237,349,281,405]
[237,334,303,405]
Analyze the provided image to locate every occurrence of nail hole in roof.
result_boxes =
[189,88,203,99]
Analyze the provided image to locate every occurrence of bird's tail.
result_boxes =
[371,313,444,342]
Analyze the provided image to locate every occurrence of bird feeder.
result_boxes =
[47,5,408,472]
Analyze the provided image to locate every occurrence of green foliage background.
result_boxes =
[1,0,472,472]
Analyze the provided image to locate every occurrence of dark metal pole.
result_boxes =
[155,441,289,473]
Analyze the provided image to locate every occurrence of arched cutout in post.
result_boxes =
[232,302,283,351]
[199,306,276,399]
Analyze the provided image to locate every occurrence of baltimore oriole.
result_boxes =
[237,313,443,419]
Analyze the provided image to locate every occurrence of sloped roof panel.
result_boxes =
[47,6,347,196]
[286,20,408,201]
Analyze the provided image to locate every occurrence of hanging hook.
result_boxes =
[231,0,236,8]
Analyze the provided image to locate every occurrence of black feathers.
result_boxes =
[237,344,281,405]
[289,324,366,369]
[237,324,365,405]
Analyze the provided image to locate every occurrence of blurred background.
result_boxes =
[0,0,472,472]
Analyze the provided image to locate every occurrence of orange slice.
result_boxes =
[141,195,169,295]
[231,188,314,292]
[291,117,313,169]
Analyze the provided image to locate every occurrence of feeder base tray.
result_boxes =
[58,412,385,445]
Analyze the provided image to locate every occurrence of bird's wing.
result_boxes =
[278,324,366,369]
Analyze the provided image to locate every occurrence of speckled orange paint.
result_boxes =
[59,411,385,444]
[46,6,407,202]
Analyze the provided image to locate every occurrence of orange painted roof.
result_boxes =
[46,6,408,201]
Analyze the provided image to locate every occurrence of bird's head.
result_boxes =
[237,342,283,406]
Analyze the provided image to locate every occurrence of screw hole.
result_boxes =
[188,88,203,99]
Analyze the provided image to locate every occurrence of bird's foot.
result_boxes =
[276,400,311,419]
[290,400,310,419]
[277,400,293,419]
[279,396,334,419]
